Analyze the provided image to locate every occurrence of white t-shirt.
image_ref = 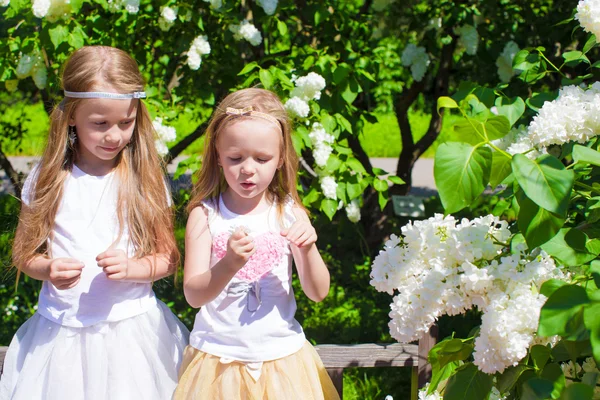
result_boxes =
[21,164,156,327]
[189,196,306,362]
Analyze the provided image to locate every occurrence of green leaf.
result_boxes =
[49,25,69,50]
[573,145,600,167]
[333,64,351,85]
[335,114,352,133]
[541,228,600,267]
[531,345,552,370]
[388,176,405,185]
[497,365,533,394]
[563,50,590,65]
[346,157,367,174]
[373,178,388,192]
[437,96,458,114]
[538,285,590,337]
[238,62,259,75]
[591,261,600,289]
[320,198,337,220]
[340,76,360,104]
[540,279,568,298]
[541,362,566,398]
[435,339,474,369]
[490,152,512,188]
[276,19,288,36]
[346,181,363,200]
[485,115,511,140]
[512,154,574,215]
[495,96,526,126]
[434,142,492,213]
[552,340,593,362]
[443,363,493,400]
[560,383,594,400]
[583,34,597,54]
[302,188,320,206]
[452,119,487,145]
[583,302,600,366]
[259,69,274,89]
[378,190,389,210]
[517,191,564,248]
[521,378,554,400]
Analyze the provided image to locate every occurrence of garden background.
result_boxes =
[3,0,600,399]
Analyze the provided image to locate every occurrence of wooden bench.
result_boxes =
[0,326,437,399]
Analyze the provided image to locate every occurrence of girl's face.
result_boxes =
[216,118,283,210]
[70,89,138,175]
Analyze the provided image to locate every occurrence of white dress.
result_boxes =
[0,165,188,400]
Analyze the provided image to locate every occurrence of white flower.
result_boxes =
[496,41,520,82]
[285,96,310,118]
[528,84,600,147]
[255,0,277,15]
[576,0,600,38]
[107,0,139,14]
[320,176,338,200]
[32,0,51,18]
[345,199,361,222]
[153,117,177,143]
[203,0,222,9]
[418,384,442,400]
[187,35,211,70]
[292,72,326,101]
[5,80,18,92]
[309,122,335,167]
[230,20,263,46]
[1,0,10,6]
[401,44,430,82]
[155,140,169,156]
[491,125,542,160]
[455,24,479,55]
[161,6,177,22]
[582,357,599,373]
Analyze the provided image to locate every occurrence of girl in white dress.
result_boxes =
[0,46,188,400]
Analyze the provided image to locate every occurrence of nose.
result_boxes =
[240,160,256,175]
[103,127,122,144]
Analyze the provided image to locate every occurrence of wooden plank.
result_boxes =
[0,346,7,376]
[417,325,438,388]
[315,343,419,368]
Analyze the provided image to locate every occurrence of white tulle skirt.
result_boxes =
[0,300,189,400]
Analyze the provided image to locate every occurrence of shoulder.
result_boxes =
[186,202,213,239]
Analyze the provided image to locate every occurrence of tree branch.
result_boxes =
[164,121,208,165]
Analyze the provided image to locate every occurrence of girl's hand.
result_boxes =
[96,249,129,280]
[224,227,255,271]
[48,258,85,290]
[281,209,317,250]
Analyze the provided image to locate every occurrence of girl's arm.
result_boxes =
[282,207,330,302]
[183,206,255,308]
[95,249,177,282]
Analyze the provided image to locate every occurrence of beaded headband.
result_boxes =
[64,90,146,99]
[225,106,280,127]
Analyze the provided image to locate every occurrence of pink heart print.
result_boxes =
[212,231,288,282]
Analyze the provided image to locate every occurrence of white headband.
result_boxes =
[64,91,146,99]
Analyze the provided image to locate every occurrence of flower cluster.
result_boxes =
[308,122,334,167]
[496,41,520,82]
[491,125,542,160]
[187,35,211,70]
[107,0,139,13]
[401,44,430,82]
[576,0,600,38]
[255,0,277,15]
[32,0,71,21]
[15,52,47,89]
[285,72,326,118]
[153,117,177,156]
[455,25,479,55]
[345,199,361,223]
[1,0,9,6]
[230,20,263,46]
[203,0,222,9]
[370,214,564,374]
[320,176,337,200]
[158,6,178,31]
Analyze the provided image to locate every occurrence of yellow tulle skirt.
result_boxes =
[173,341,340,400]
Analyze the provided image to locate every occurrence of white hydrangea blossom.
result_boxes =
[187,35,211,70]
[255,0,277,15]
[15,52,47,89]
[107,0,139,14]
[529,83,600,147]
[455,24,479,55]
[491,125,542,160]
[203,0,222,9]
[401,44,430,82]
[230,20,263,46]
[291,72,326,101]
[158,6,178,31]
[32,0,51,17]
[32,0,72,21]
[308,122,334,167]
[576,0,600,38]
[345,199,361,223]
[370,214,565,374]
[285,96,310,118]
[153,117,177,156]
[320,176,338,200]
[496,41,520,82]
[1,0,10,7]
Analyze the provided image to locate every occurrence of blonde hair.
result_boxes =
[13,46,177,278]
[188,88,305,217]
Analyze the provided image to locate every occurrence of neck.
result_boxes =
[222,190,270,215]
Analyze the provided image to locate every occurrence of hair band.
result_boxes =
[64,90,146,99]
[225,106,280,127]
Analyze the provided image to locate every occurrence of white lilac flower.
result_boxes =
[1,0,9,6]
[32,0,51,18]
[155,140,169,156]
[255,0,277,15]
[5,80,18,92]
[32,0,72,21]
[158,6,178,31]
[107,0,139,14]
[320,176,338,200]
[291,72,326,101]
[401,44,430,82]
[576,0,600,38]
[528,83,600,147]
[496,41,520,82]
[284,96,310,118]
[345,199,361,223]
[203,0,221,9]
[309,122,335,167]
[153,117,177,142]
[582,357,599,373]
[418,384,442,400]
[455,24,479,55]
[491,125,542,160]
[230,20,263,46]
[187,35,211,70]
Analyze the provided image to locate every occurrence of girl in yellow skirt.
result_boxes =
[174,88,340,400]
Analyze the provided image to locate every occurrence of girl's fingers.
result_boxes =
[58,269,83,280]
[102,265,123,275]
[294,231,313,247]
[106,271,127,280]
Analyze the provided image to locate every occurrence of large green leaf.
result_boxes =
[540,363,565,398]
[497,365,533,394]
[452,119,487,145]
[490,152,512,188]
[583,302,600,365]
[512,154,574,215]
[573,145,600,167]
[551,340,593,362]
[49,25,70,50]
[531,345,552,370]
[538,285,590,337]
[495,96,526,126]
[434,142,492,213]
[484,115,511,140]
[437,96,459,114]
[443,363,493,400]
[517,191,564,248]
[541,228,600,266]
[560,383,594,400]
[521,378,554,400]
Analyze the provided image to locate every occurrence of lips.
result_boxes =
[99,146,120,152]
[240,182,256,190]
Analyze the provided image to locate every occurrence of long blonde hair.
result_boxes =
[13,46,177,276]
[188,88,305,217]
